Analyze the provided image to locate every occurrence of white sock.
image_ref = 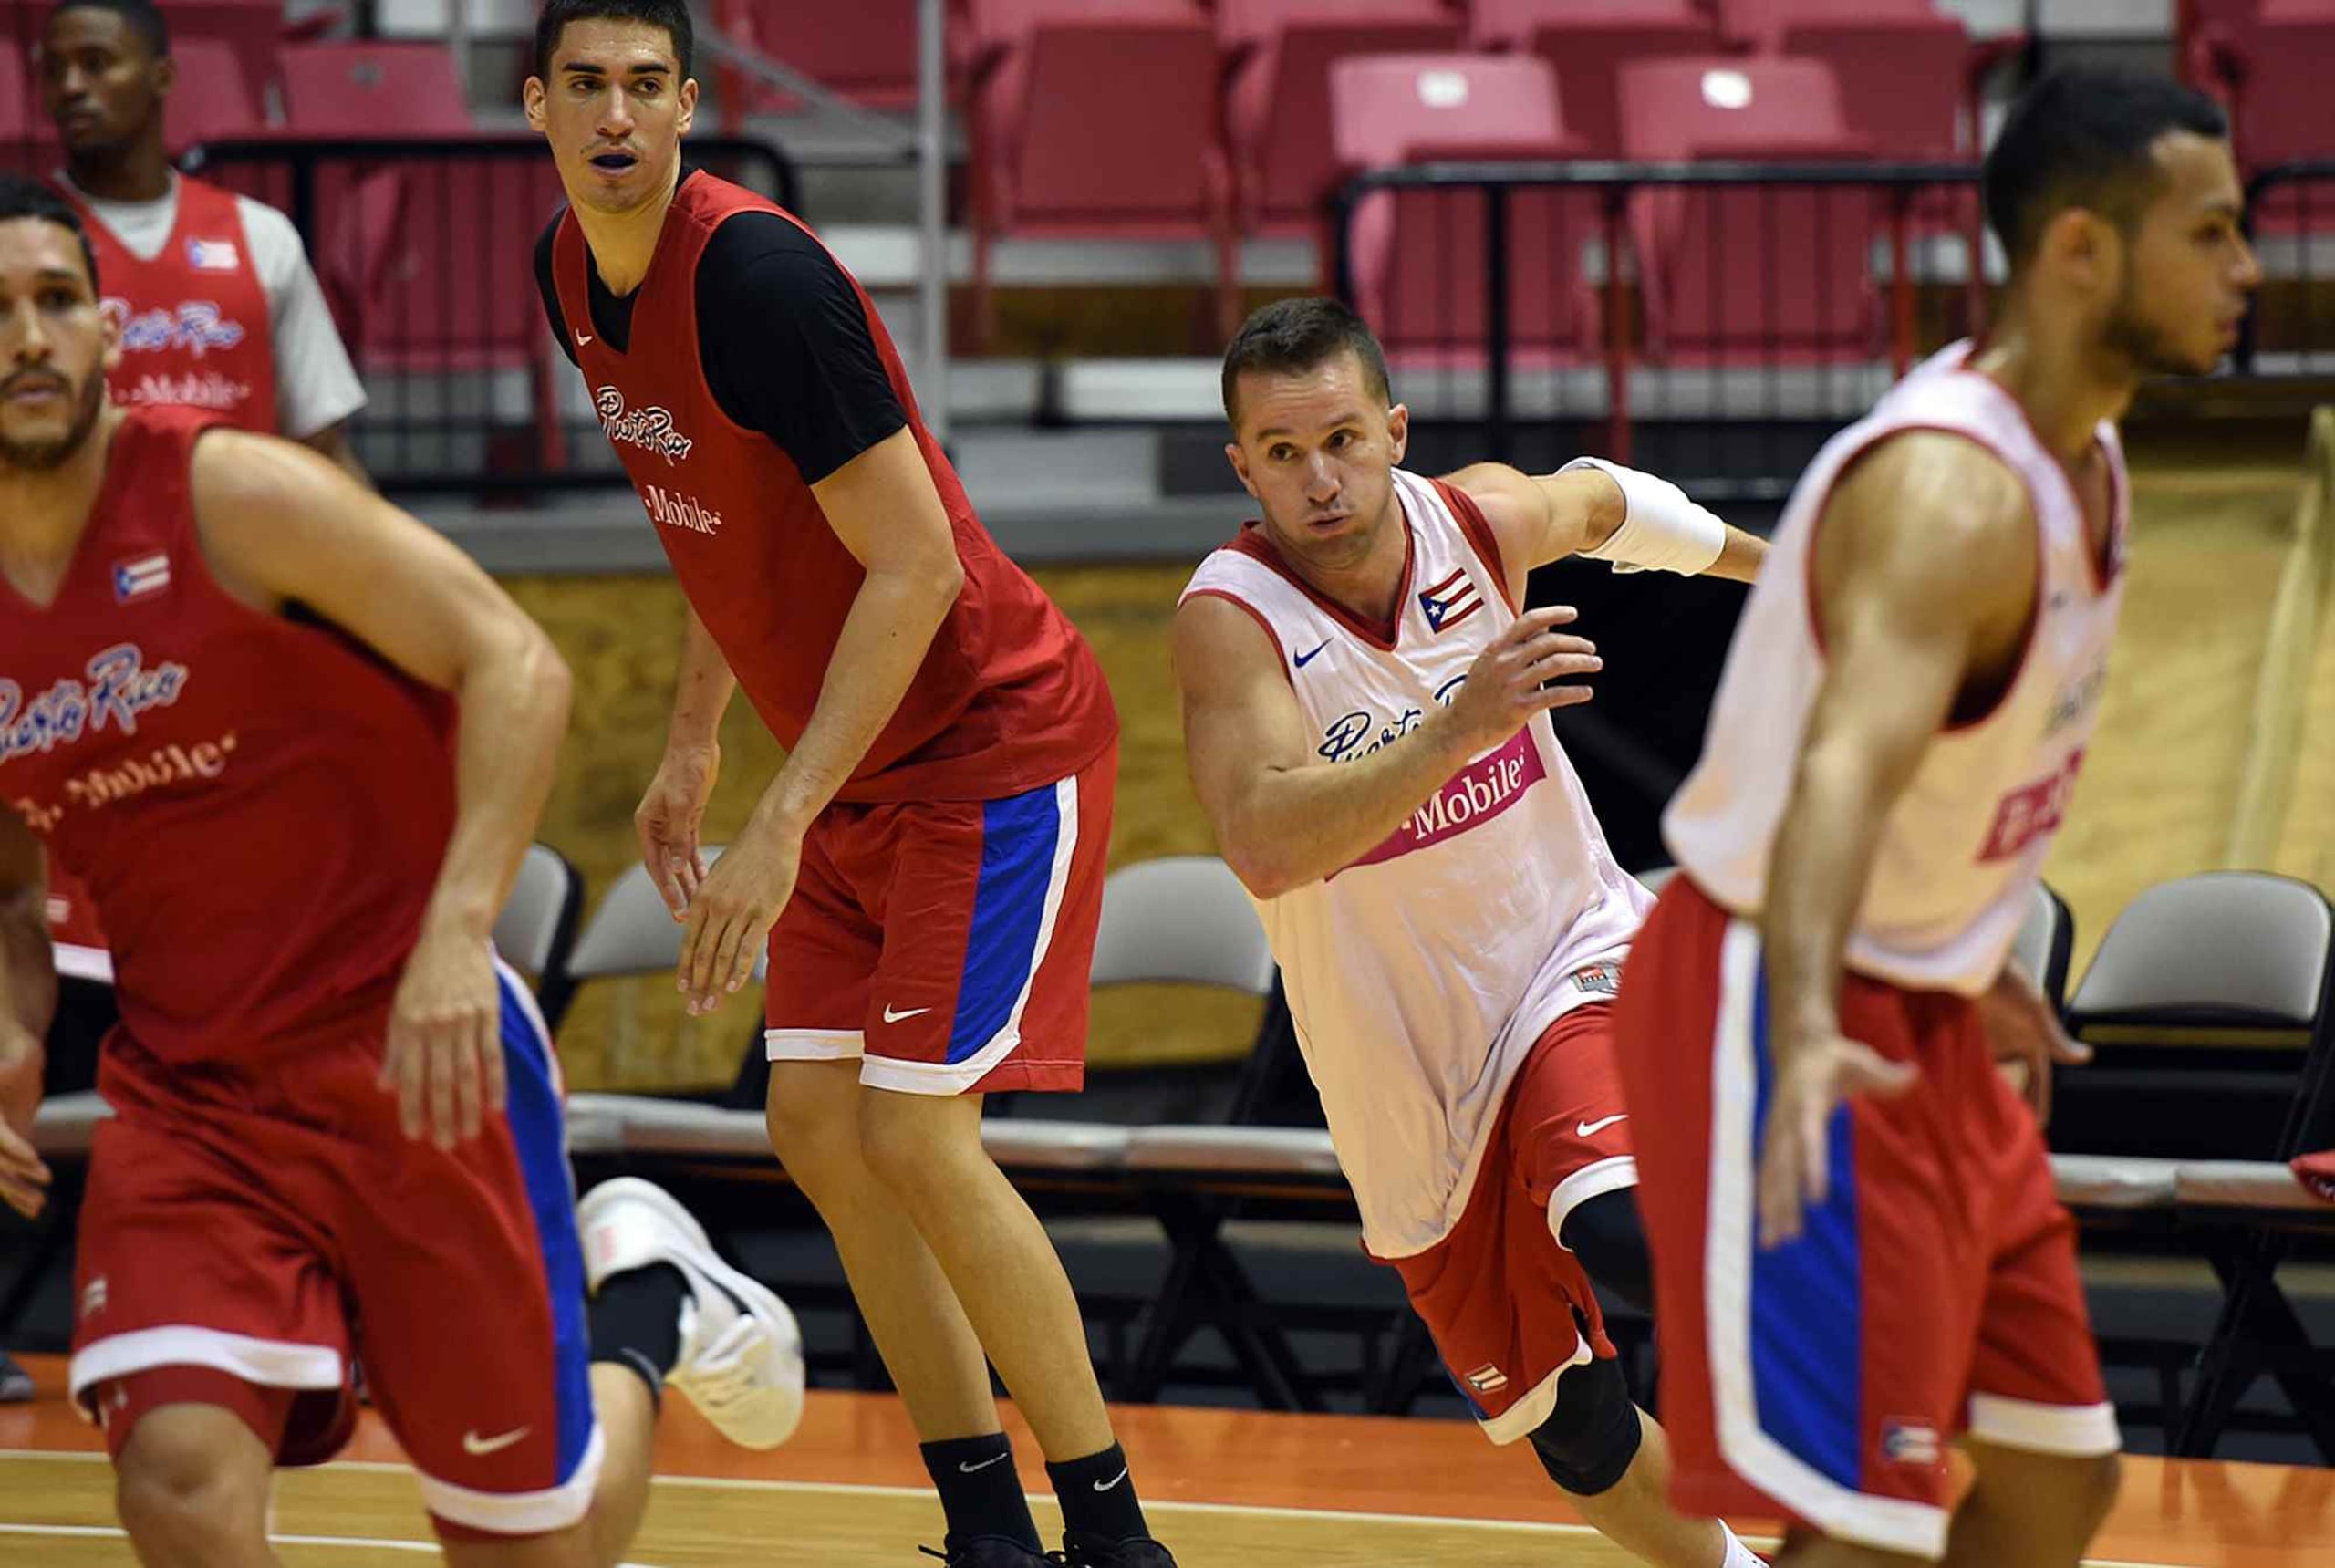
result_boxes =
[1719,1524,1766,1567]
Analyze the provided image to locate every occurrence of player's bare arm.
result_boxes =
[191,429,575,1150]
[641,603,738,919]
[1444,461,1769,595]
[1175,593,1598,899]
[1755,431,2042,1247]
[675,424,965,1013]
[0,809,51,1217]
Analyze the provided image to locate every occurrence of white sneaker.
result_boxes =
[577,1177,806,1449]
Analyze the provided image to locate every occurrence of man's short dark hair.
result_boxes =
[44,0,168,59]
[1983,67,2230,269]
[534,0,693,83]
[0,175,100,293]
[1221,296,1393,427]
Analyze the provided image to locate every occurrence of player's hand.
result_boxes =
[1756,1024,1919,1249]
[678,815,801,1016]
[380,925,505,1150]
[638,740,721,920]
[0,1018,48,1219]
[1443,606,1603,753]
[1976,961,2090,1127]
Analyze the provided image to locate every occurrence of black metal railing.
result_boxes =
[178,133,801,494]
[1332,159,1989,502]
[2239,159,2335,378]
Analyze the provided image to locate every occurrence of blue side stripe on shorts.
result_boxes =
[497,967,594,1480]
[945,783,1064,1065]
[1747,962,1866,1491]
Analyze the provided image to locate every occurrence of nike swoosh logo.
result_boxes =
[958,1452,1013,1474]
[462,1427,531,1457]
[575,331,594,346]
[1294,640,1330,669]
[1576,1115,1628,1138]
[882,1003,932,1023]
[1092,1466,1130,1492]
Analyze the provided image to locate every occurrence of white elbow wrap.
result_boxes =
[1558,456,1727,576]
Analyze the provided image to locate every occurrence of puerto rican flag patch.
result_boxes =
[1418,567,1484,634]
[1462,1363,1510,1397]
[113,551,170,603]
[186,236,239,271]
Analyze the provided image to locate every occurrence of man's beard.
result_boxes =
[2100,288,2216,379]
[0,371,106,472]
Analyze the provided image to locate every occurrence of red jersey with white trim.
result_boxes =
[1178,471,1649,1258]
[549,172,1116,804]
[1664,341,2128,996]
[0,408,457,1069]
[70,174,279,433]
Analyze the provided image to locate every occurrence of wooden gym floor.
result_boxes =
[2,1357,2330,1565]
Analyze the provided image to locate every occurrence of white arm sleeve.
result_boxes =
[1557,456,1728,576]
[239,196,367,441]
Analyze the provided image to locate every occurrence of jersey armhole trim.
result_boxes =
[1430,475,1519,613]
[1182,587,1295,690]
[1801,422,2043,736]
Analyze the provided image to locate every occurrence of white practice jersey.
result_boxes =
[1181,469,1650,1258]
[1665,341,2128,996]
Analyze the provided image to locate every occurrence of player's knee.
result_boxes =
[763,1064,866,1174]
[1526,1353,1642,1498]
[1556,1189,1655,1316]
[116,1422,269,1563]
[855,1094,976,1205]
[2064,1449,2122,1533]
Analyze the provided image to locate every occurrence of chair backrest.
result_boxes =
[493,843,585,981]
[564,846,737,981]
[1617,57,1877,361]
[742,0,925,104]
[2060,872,2335,1160]
[164,38,263,154]
[278,41,471,135]
[2225,16,2335,173]
[2009,880,2074,1010]
[0,38,29,150]
[1470,1,1719,159]
[1715,0,1933,50]
[1780,15,1969,160]
[1089,857,1276,994]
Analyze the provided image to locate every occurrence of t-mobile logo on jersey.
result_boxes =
[644,483,723,536]
[595,387,694,464]
[1340,728,1547,874]
[1977,747,2086,863]
[126,371,253,410]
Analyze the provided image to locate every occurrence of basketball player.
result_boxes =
[524,5,1168,1564]
[1610,69,2259,1563]
[1174,296,1767,1567]
[32,0,373,987]
[0,176,802,1567]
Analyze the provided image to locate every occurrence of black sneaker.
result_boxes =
[1063,1535,1177,1567]
[918,1539,1065,1566]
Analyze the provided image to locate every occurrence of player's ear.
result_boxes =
[522,75,548,132]
[2039,204,2117,301]
[1385,402,1410,464]
[677,75,699,136]
[1225,441,1258,500]
[150,52,176,99]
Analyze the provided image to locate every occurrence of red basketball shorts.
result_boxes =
[69,960,600,1538]
[1388,1000,1635,1444]
[763,743,1116,1096]
[1613,876,2118,1560]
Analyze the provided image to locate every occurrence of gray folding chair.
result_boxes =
[493,844,585,1020]
[2059,872,2335,1459]
[2009,879,2075,1010]
[1089,854,1276,996]
[534,846,763,1036]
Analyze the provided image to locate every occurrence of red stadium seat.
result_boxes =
[164,38,263,155]
[1617,57,1881,363]
[1712,0,1934,50]
[728,0,930,110]
[278,41,472,136]
[1330,53,1599,365]
[962,0,1236,348]
[2212,13,2335,242]
[1467,0,1722,159]
[1219,0,1463,240]
[0,38,34,163]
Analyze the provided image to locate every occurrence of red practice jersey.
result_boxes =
[549,171,1115,805]
[0,408,456,1071]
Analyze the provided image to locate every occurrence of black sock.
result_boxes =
[586,1262,689,1409]
[921,1433,1043,1552]
[1048,1442,1148,1547]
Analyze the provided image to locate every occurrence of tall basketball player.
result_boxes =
[524,4,1168,1563]
[1611,69,2259,1564]
[1175,296,1768,1567]
[0,176,800,1567]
